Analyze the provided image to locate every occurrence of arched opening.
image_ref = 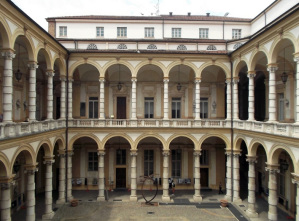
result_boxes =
[238,65,249,120]
[254,71,266,121]
[239,141,249,200]
[53,60,63,120]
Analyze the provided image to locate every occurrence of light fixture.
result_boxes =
[280,48,288,84]
[13,160,21,173]
[117,64,122,91]
[280,151,289,172]
[177,65,181,91]
[15,44,22,82]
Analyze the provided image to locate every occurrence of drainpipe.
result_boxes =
[223,21,225,40]
[162,18,164,39]
[65,52,70,203]
[230,56,234,203]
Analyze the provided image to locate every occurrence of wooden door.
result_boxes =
[116,168,126,188]
[117,97,126,119]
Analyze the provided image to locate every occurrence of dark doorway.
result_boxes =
[117,97,126,119]
[56,97,60,119]
[200,168,209,187]
[116,168,126,188]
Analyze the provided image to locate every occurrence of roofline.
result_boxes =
[250,0,279,22]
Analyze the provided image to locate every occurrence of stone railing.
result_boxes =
[0,118,298,140]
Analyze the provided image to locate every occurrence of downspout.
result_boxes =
[230,56,234,203]
[223,21,225,40]
[162,18,164,39]
[264,10,267,26]
[65,52,70,203]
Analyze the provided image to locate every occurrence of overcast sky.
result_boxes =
[11,0,275,31]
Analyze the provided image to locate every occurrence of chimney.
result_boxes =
[169,12,173,16]
[206,13,210,17]
[188,12,191,16]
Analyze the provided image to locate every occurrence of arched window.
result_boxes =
[207,45,217,50]
[177,45,187,51]
[87,43,97,50]
[117,44,127,50]
[233,43,243,49]
[147,44,157,50]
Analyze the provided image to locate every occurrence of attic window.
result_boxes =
[177,45,187,51]
[147,44,157,50]
[233,43,243,49]
[207,45,217,50]
[87,43,97,50]
[117,44,127,50]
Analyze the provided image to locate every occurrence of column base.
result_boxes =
[193,195,202,202]
[268,212,278,221]
[233,197,242,203]
[130,195,138,202]
[224,195,232,202]
[97,196,106,202]
[246,209,258,218]
[42,211,55,220]
[162,195,170,202]
[67,196,73,202]
[56,198,65,204]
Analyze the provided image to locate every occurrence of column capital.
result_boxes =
[43,156,55,165]
[131,78,137,82]
[225,151,233,156]
[246,156,257,164]
[130,150,138,156]
[247,71,256,78]
[193,150,201,156]
[25,165,38,175]
[0,181,15,190]
[163,78,169,83]
[194,79,201,84]
[28,62,38,70]
[265,163,280,174]
[267,64,278,72]
[225,79,232,84]
[162,150,170,156]
[99,78,105,83]
[46,70,55,77]
[97,150,106,156]
[60,76,67,82]
[1,50,15,59]
[68,78,74,82]
[57,149,66,157]
[291,173,299,185]
[233,77,239,84]
[66,150,74,156]
[293,53,299,63]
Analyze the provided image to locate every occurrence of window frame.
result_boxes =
[117,27,127,37]
[171,149,181,178]
[144,149,154,176]
[89,97,98,119]
[171,97,181,119]
[116,149,126,165]
[232,29,242,39]
[172,28,181,38]
[144,27,154,38]
[199,28,209,39]
[59,26,67,37]
[88,152,98,171]
[200,98,208,119]
[96,27,104,37]
[144,97,154,118]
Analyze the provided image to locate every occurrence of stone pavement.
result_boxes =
[11,189,295,221]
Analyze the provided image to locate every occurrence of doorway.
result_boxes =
[200,168,209,187]
[116,168,126,188]
[117,97,126,119]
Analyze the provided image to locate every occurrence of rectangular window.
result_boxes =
[171,149,181,177]
[199,28,209,39]
[144,97,154,118]
[96,27,104,37]
[88,152,98,171]
[116,149,126,165]
[145,27,154,38]
[200,150,209,165]
[144,150,154,176]
[172,98,181,118]
[200,98,208,118]
[232,29,242,39]
[117,27,127,37]
[172,28,181,38]
[59,26,67,37]
[89,97,98,119]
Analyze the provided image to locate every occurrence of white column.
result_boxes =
[248,71,256,121]
[266,165,279,221]
[56,152,66,204]
[294,56,299,123]
[233,78,239,120]
[226,79,232,120]
[42,158,55,219]
[28,62,38,121]
[131,78,137,120]
[0,180,14,221]
[97,150,105,201]
[225,152,232,201]
[195,80,201,120]
[25,168,38,221]
[162,150,170,202]
[67,151,73,201]
[193,150,202,202]
[233,152,242,202]
[99,79,105,119]
[246,156,258,217]
[292,176,299,221]
[267,66,278,122]
[1,51,15,123]
[163,79,169,120]
[46,71,55,120]
[68,79,73,119]
[130,150,138,201]
[60,77,66,119]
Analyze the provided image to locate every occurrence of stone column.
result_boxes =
[291,174,299,221]
[163,78,169,120]
[25,167,38,221]
[97,150,106,201]
[1,51,15,123]
[265,164,279,221]
[99,78,105,119]
[28,62,38,121]
[0,179,14,221]
[193,150,202,202]
[68,79,73,119]
[130,150,138,201]
[233,152,241,203]
[246,156,258,217]
[195,79,201,120]
[46,71,55,120]
[67,151,73,201]
[225,152,232,201]
[226,79,232,120]
[131,78,137,120]
[42,157,55,219]
[162,150,170,202]
[60,77,66,119]
[233,77,239,120]
[294,56,299,123]
[267,65,278,122]
[248,71,256,121]
[56,152,66,204]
